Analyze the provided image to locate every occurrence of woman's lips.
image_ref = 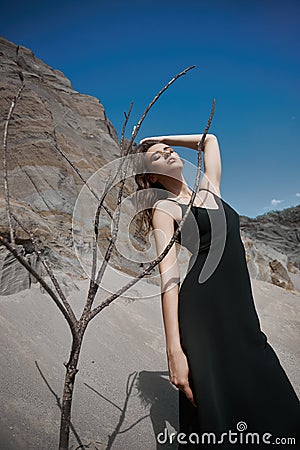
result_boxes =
[168,157,177,163]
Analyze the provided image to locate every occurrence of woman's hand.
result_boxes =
[139,136,165,145]
[167,348,197,408]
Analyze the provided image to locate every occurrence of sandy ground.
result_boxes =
[0,277,299,450]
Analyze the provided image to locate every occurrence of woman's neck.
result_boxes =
[160,175,193,200]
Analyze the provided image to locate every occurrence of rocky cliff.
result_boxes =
[0,36,299,297]
[240,206,300,293]
[0,36,128,296]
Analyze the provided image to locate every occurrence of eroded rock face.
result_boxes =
[0,36,299,297]
[240,206,300,293]
[240,205,300,269]
[0,36,123,295]
[269,259,294,290]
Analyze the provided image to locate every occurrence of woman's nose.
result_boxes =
[164,149,173,157]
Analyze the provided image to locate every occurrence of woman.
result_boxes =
[134,134,300,449]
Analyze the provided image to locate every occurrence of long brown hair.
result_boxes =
[133,140,171,241]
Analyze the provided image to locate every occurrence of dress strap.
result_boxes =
[199,188,214,193]
[200,187,221,199]
[166,188,216,205]
[166,198,181,204]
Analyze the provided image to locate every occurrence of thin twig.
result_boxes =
[2,82,25,248]
[81,124,135,309]
[190,98,216,206]
[1,81,77,332]
[48,108,113,220]
[125,65,195,156]
[90,99,134,280]
[91,160,130,289]
[2,77,84,450]
[89,172,115,288]
[120,102,133,156]
[83,163,125,316]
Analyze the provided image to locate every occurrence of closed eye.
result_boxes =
[151,149,176,161]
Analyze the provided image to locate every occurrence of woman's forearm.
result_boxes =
[162,134,216,151]
[161,285,183,355]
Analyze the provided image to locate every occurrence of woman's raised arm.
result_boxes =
[140,133,216,150]
[140,134,222,194]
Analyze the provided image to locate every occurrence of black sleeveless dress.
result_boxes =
[167,188,300,449]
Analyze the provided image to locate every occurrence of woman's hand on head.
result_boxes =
[139,136,165,145]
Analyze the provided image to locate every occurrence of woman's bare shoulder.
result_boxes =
[152,199,181,223]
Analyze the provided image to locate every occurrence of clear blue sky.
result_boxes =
[1,0,299,218]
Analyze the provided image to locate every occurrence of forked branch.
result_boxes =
[88,98,216,321]
[84,66,196,314]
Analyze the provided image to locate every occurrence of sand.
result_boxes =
[0,277,299,449]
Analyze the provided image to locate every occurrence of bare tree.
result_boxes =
[0,66,215,449]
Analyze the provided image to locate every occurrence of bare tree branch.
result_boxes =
[1,82,77,332]
[84,66,197,316]
[48,108,113,220]
[120,101,133,156]
[89,172,115,289]
[85,101,134,313]
[2,81,25,248]
[125,65,196,156]
[88,98,216,321]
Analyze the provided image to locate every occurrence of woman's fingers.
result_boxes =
[167,350,197,407]
[175,379,197,408]
[183,383,197,408]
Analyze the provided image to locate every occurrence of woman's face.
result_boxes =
[145,143,183,179]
